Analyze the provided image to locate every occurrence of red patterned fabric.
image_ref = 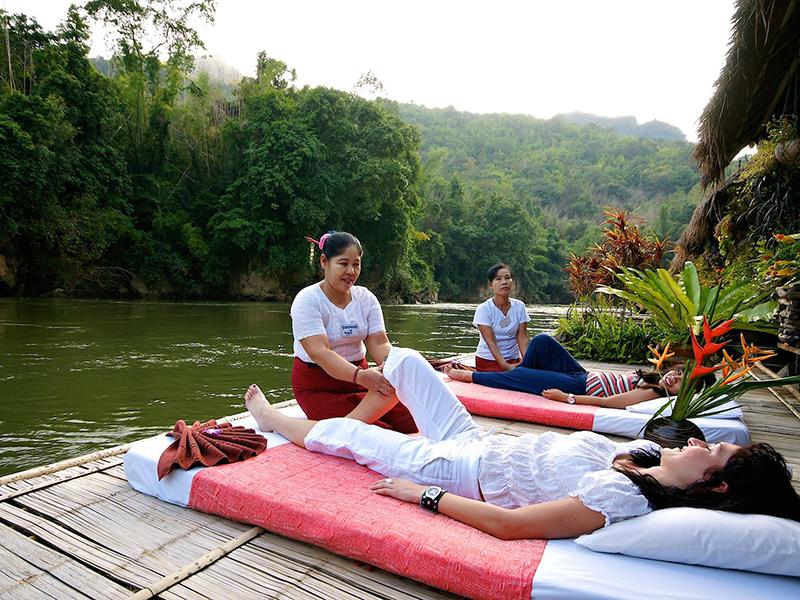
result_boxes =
[291,357,417,433]
[475,356,521,372]
[189,443,545,600]
[446,378,597,430]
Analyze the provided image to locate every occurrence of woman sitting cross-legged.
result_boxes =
[245,348,800,540]
[446,333,710,408]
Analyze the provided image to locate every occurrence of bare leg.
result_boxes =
[443,365,473,383]
[245,384,316,448]
[345,389,400,424]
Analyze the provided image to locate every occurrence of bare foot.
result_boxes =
[443,365,473,383]
[244,384,279,432]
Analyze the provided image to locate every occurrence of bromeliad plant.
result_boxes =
[597,261,777,345]
[647,317,800,423]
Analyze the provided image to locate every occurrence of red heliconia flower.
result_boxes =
[690,329,705,365]
[690,363,724,381]
[702,339,730,356]
[690,328,729,363]
[702,316,736,343]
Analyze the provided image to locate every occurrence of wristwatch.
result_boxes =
[420,486,447,512]
[566,393,576,404]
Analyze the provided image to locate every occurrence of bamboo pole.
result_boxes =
[129,525,264,599]
[753,362,800,421]
[0,400,301,487]
[0,443,134,487]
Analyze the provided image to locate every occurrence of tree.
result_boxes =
[0,9,132,292]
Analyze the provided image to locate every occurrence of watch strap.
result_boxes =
[420,487,447,512]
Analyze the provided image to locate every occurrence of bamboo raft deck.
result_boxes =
[1,361,798,599]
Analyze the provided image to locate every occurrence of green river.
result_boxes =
[0,298,567,477]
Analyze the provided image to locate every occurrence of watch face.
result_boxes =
[425,486,442,499]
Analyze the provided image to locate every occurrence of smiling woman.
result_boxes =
[289,232,417,432]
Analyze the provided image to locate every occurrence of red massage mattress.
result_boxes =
[444,378,597,429]
[189,442,545,600]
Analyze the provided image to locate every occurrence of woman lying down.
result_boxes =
[245,348,800,539]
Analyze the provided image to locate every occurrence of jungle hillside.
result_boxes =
[0,4,704,303]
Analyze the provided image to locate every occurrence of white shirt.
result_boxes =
[290,282,385,363]
[478,430,658,526]
[473,298,530,360]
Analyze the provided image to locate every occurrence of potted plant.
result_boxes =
[643,317,800,447]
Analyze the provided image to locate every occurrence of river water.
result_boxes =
[0,298,567,476]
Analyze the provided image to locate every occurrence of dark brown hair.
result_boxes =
[321,231,362,258]
[621,444,800,521]
[486,263,511,283]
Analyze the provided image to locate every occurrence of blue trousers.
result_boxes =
[472,334,588,395]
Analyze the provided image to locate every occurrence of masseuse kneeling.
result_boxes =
[290,231,417,433]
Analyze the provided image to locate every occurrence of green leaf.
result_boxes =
[682,261,701,308]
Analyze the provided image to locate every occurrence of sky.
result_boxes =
[5,1,737,142]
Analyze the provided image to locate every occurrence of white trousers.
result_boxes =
[304,348,484,500]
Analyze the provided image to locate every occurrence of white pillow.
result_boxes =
[625,397,743,419]
[575,507,800,576]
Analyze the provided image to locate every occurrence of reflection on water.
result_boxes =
[0,298,565,476]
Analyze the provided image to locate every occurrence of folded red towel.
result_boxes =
[157,420,267,480]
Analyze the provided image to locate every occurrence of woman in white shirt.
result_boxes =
[290,231,416,433]
[245,347,800,539]
[473,264,530,372]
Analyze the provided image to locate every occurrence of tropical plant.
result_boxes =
[555,298,667,364]
[566,209,669,298]
[646,318,800,423]
[597,261,777,345]
[755,233,800,287]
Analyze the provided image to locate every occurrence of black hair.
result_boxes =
[619,444,800,522]
[634,367,717,398]
[320,231,362,259]
[486,263,511,283]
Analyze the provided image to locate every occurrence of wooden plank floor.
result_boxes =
[1,361,798,598]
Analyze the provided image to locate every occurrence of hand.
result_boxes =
[370,477,426,504]
[502,361,517,371]
[357,366,395,398]
[542,388,568,402]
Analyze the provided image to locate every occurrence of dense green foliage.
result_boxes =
[400,104,701,300]
[0,4,703,302]
[555,299,667,364]
[0,9,132,292]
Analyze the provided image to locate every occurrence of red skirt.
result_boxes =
[475,356,521,372]
[291,357,417,433]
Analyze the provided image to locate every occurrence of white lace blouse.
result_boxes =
[478,430,660,526]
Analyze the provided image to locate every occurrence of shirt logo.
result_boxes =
[341,322,359,337]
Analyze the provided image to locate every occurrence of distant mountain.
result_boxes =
[554,112,686,142]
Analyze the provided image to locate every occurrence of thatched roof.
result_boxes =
[669,181,730,272]
[693,0,800,187]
